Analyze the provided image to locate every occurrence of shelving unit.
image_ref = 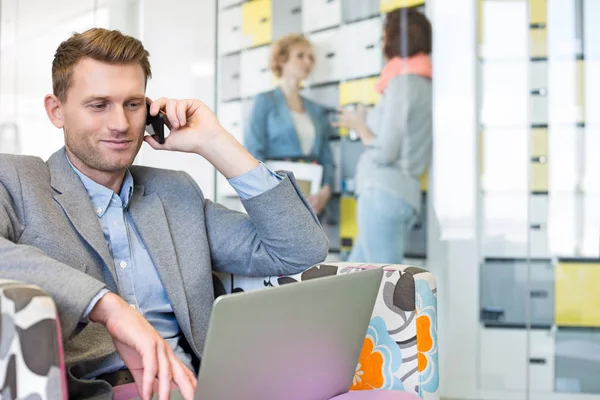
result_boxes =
[478,0,600,396]
[214,0,429,260]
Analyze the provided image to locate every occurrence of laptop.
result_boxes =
[139,267,383,400]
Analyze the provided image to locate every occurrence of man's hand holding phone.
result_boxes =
[144,97,259,179]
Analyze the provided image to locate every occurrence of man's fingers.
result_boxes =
[169,354,197,400]
[157,344,173,400]
[142,346,159,400]
[144,135,166,150]
[176,101,189,128]
[166,99,180,129]
[150,97,168,116]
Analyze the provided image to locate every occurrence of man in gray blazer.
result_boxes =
[0,28,329,399]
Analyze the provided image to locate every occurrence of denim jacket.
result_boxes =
[244,87,335,187]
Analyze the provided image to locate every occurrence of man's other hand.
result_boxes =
[89,293,197,400]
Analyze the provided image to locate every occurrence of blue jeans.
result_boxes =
[348,190,416,264]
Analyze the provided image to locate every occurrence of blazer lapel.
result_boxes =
[47,149,117,288]
[128,185,193,346]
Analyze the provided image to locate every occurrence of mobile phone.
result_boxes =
[145,101,166,144]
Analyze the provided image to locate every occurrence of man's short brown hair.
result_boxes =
[269,34,312,78]
[52,28,151,102]
[384,8,432,59]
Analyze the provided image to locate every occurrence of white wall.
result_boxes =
[138,0,217,200]
[0,0,217,199]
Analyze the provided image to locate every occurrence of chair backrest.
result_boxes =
[0,279,68,400]
[215,261,439,400]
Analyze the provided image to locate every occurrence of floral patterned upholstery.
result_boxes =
[0,263,437,400]
[0,279,67,400]
[221,262,439,400]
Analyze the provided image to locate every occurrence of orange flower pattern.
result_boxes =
[351,317,404,391]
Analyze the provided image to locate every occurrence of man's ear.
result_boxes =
[44,94,64,129]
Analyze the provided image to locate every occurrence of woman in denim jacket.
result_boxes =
[244,34,335,215]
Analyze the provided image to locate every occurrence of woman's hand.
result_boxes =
[331,105,374,144]
[331,104,368,131]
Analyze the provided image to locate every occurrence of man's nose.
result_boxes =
[106,106,130,133]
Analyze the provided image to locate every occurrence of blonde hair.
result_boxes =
[52,28,151,102]
[269,34,312,78]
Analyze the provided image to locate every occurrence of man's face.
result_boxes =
[60,58,147,176]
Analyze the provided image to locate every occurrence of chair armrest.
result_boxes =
[228,262,439,400]
[0,279,67,399]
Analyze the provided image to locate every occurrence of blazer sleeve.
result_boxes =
[244,94,270,161]
[184,171,329,277]
[0,164,106,340]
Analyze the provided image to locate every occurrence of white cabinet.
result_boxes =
[340,17,382,80]
[547,0,583,58]
[240,46,273,97]
[548,126,581,192]
[302,0,341,33]
[308,28,343,85]
[584,0,600,58]
[548,61,584,125]
[218,6,245,55]
[219,0,240,9]
[482,193,550,258]
[481,128,528,192]
[480,328,554,392]
[479,1,528,60]
[217,101,243,143]
[480,61,528,128]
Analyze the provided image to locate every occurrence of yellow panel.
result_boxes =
[530,0,547,25]
[531,128,548,158]
[530,28,547,58]
[576,60,586,123]
[420,171,428,192]
[339,81,357,107]
[340,196,358,251]
[531,161,548,192]
[380,0,425,13]
[242,0,272,47]
[555,262,600,327]
[340,78,379,106]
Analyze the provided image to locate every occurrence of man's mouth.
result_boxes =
[101,139,133,150]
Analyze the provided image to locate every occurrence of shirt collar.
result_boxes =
[66,154,134,217]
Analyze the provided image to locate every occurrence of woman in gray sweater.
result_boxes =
[334,8,432,263]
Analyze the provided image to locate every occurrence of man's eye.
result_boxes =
[127,102,142,110]
[90,103,107,110]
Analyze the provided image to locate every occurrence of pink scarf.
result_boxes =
[375,53,432,94]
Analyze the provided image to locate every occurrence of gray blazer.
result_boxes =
[0,148,329,399]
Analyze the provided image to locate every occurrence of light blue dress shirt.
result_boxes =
[69,157,281,378]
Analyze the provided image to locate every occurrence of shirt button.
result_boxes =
[96,207,103,216]
[120,260,127,269]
